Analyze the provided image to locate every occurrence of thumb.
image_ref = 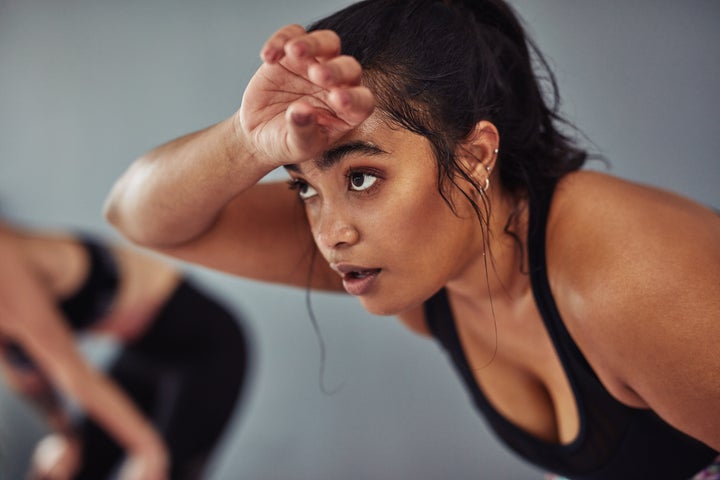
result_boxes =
[284,101,324,162]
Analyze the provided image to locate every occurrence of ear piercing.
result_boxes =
[480,148,498,193]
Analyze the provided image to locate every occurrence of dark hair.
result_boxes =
[309,0,588,241]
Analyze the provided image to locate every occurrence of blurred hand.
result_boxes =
[239,24,375,167]
[117,445,169,480]
[28,434,81,480]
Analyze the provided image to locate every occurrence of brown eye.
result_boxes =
[288,179,318,200]
[348,171,378,191]
[298,182,318,199]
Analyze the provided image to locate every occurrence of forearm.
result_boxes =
[60,365,164,455]
[0,354,74,435]
[25,386,75,435]
[104,113,272,248]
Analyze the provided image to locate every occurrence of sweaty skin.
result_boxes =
[105,24,720,451]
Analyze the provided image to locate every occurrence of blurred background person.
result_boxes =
[0,218,251,479]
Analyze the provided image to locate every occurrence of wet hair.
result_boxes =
[305,0,591,376]
[308,0,589,242]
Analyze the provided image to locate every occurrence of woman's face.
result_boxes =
[286,114,485,315]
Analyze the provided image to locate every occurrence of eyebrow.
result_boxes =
[283,141,386,174]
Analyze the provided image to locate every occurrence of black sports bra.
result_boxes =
[4,236,119,369]
[423,184,717,479]
[58,235,119,330]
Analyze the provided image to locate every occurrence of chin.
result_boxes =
[357,295,418,317]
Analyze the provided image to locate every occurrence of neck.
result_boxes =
[445,189,530,309]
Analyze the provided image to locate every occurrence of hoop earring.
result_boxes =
[483,148,498,192]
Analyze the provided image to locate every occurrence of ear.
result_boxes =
[456,120,500,185]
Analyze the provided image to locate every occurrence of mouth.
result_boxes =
[332,264,382,296]
[344,268,381,280]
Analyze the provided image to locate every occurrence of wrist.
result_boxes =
[127,428,167,456]
[231,109,284,174]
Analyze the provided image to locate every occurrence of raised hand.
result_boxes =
[239,24,375,166]
[116,446,169,480]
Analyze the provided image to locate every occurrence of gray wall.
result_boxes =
[0,1,718,479]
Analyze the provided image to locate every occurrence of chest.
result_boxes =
[448,292,580,445]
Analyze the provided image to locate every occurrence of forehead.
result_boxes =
[284,113,431,174]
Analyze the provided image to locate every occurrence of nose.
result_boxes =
[314,204,359,250]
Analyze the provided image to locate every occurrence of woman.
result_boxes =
[104,0,719,478]
[0,219,250,480]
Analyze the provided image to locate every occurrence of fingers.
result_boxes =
[285,102,322,159]
[308,55,362,88]
[256,24,375,162]
[328,86,375,126]
[283,84,375,160]
[261,26,341,64]
[260,24,305,63]
[286,29,341,60]
[262,25,368,105]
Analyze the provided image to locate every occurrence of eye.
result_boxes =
[347,171,379,192]
[287,179,318,200]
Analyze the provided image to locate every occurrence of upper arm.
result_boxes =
[607,248,720,450]
[549,172,720,450]
[156,181,344,291]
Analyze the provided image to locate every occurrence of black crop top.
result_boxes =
[5,236,119,369]
[58,236,119,330]
[423,184,717,479]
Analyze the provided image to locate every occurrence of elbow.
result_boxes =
[102,194,121,231]
[104,205,159,249]
[103,169,162,248]
[102,186,144,245]
[103,190,190,250]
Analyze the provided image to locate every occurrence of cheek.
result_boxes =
[359,197,466,315]
[303,204,319,237]
[370,186,469,265]
[303,202,328,246]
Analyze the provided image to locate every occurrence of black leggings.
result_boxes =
[74,280,250,480]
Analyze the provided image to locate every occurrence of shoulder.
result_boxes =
[543,170,720,403]
[547,170,719,290]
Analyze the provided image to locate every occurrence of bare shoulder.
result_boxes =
[552,169,719,230]
[547,170,720,297]
[544,170,720,445]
